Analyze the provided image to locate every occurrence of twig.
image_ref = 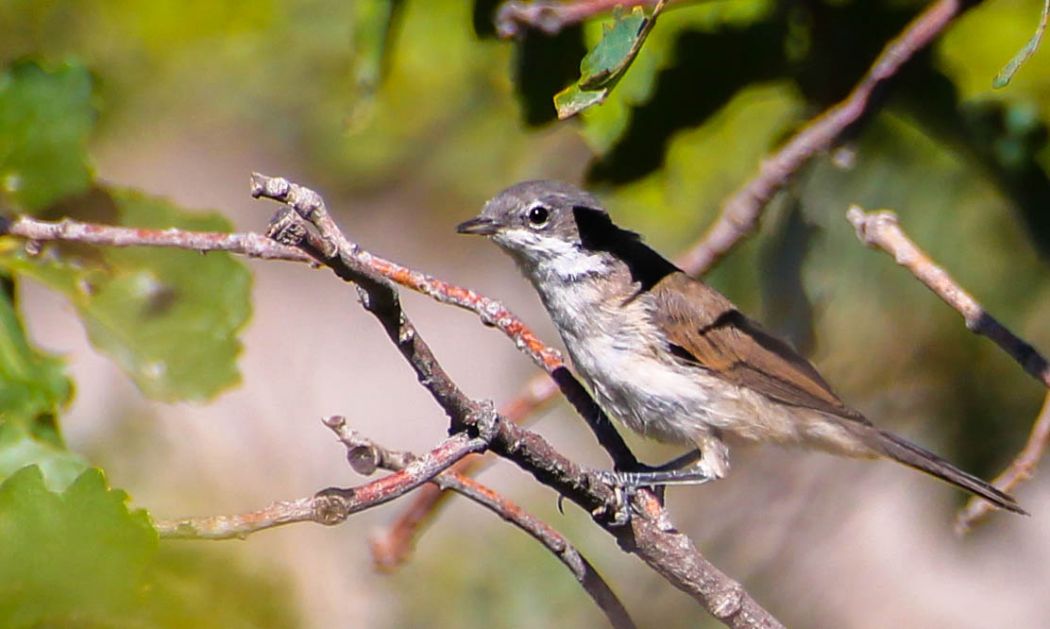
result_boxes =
[847,207,1050,387]
[323,416,636,629]
[1,213,637,470]
[846,206,1048,531]
[369,372,558,570]
[957,393,1050,533]
[495,0,666,38]
[679,0,978,276]
[153,431,489,540]
[253,173,783,628]
[0,214,311,262]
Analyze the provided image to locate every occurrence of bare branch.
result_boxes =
[1,214,310,262]
[1,212,637,469]
[323,415,637,629]
[957,393,1050,534]
[495,0,665,38]
[846,206,1049,531]
[680,0,978,276]
[371,372,558,570]
[253,173,783,628]
[153,431,489,540]
[847,207,1050,387]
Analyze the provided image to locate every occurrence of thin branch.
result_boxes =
[495,0,666,38]
[846,206,1049,531]
[957,392,1050,534]
[0,214,311,262]
[679,0,978,276]
[847,207,1050,387]
[253,173,783,628]
[323,415,636,629]
[153,431,489,540]
[1,213,637,469]
[369,372,558,570]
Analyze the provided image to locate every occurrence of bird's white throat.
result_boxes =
[494,229,611,283]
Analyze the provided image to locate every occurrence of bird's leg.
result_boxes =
[602,433,729,492]
[592,435,729,523]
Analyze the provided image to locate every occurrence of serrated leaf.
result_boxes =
[0,466,157,628]
[0,423,86,491]
[554,6,659,119]
[0,61,94,213]
[0,188,252,402]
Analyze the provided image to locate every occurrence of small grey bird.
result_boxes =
[457,180,1024,514]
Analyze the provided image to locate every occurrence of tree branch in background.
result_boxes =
[323,415,637,629]
[956,393,1050,531]
[252,173,784,628]
[495,0,665,38]
[846,206,1049,532]
[679,0,979,276]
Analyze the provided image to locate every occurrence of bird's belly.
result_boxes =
[564,332,760,446]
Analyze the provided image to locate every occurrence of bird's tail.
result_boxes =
[873,429,1027,515]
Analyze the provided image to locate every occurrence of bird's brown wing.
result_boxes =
[649,272,868,423]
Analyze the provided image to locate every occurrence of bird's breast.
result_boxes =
[536,282,752,445]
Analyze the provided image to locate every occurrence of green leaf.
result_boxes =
[0,61,94,212]
[554,5,661,119]
[0,188,252,402]
[993,0,1050,88]
[0,466,157,628]
[576,0,774,154]
[0,284,71,425]
[0,423,86,492]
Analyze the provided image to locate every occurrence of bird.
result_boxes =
[456,179,1024,515]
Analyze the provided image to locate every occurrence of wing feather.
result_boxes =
[650,273,868,423]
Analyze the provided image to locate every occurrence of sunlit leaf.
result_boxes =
[554,5,663,119]
[993,0,1049,88]
[0,466,157,627]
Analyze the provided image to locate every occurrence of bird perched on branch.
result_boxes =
[457,180,1024,515]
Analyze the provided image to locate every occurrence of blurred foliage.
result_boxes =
[0,466,297,628]
[0,61,94,213]
[0,189,251,402]
[0,0,1049,626]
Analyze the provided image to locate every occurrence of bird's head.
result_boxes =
[456,180,611,281]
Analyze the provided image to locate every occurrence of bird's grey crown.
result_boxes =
[483,180,605,218]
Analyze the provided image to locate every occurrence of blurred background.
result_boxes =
[2,0,1050,627]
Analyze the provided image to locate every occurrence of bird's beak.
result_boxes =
[456,216,499,236]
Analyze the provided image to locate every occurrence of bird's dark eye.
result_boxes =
[526,205,550,228]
